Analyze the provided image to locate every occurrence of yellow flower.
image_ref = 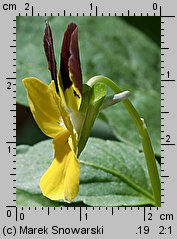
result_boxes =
[23,22,82,202]
[22,21,131,203]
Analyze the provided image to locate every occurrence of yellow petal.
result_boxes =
[40,130,80,202]
[50,75,78,153]
[64,83,82,111]
[23,77,64,138]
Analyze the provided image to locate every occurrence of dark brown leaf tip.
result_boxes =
[60,22,82,94]
[43,22,59,93]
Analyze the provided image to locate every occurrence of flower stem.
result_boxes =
[87,76,161,206]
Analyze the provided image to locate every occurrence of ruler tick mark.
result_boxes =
[143,207,146,221]
[79,207,82,221]
[32,6,34,16]
[162,143,175,146]
[161,15,176,18]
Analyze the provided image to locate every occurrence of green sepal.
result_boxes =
[78,83,107,155]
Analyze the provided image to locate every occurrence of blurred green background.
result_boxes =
[17,16,160,147]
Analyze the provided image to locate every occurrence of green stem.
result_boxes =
[87,76,161,206]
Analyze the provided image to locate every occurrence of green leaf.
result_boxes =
[17,138,157,206]
[16,189,60,207]
[16,189,86,207]
[17,17,160,106]
[102,90,160,156]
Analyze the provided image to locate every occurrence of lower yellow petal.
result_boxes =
[40,130,80,202]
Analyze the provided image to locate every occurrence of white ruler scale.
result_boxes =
[0,0,177,238]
